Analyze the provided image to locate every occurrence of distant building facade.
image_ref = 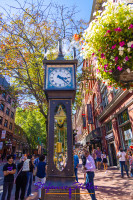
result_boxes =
[0,76,16,156]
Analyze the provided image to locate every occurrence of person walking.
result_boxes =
[36,155,47,200]
[129,152,133,177]
[92,148,97,168]
[117,146,129,178]
[83,149,97,200]
[101,151,108,173]
[1,155,16,200]
[74,150,79,182]
[15,155,27,200]
[27,155,35,197]
[96,147,101,170]
[81,151,86,185]
[33,154,40,182]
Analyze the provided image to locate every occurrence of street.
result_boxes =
[0,159,133,200]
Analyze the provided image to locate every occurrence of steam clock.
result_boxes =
[43,40,80,200]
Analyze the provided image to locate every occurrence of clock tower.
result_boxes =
[43,40,80,200]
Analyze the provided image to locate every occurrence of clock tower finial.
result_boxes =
[56,39,65,60]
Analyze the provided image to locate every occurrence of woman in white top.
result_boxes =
[101,151,107,173]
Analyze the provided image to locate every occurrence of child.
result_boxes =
[101,151,108,173]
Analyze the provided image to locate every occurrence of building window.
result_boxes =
[94,95,97,110]
[0,116,3,125]
[4,120,8,127]
[2,92,6,99]
[6,108,10,116]
[106,121,112,133]
[9,123,12,130]
[118,109,129,125]
[0,104,5,112]
[11,112,14,119]
[101,87,108,108]
[7,96,11,104]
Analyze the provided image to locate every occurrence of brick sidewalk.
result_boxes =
[24,159,133,200]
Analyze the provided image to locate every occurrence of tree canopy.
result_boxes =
[0,0,87,119]
[15,106,46,149]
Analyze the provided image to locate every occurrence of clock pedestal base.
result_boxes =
[41,180,80,200]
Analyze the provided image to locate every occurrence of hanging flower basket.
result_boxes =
[81,1,133,89]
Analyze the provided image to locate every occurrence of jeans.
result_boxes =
[119,161,129,177]
[1,182,13,200]
[74,168,78,182]
[26,172,33,196]
[36,177,46,198]
[86,172,97,200]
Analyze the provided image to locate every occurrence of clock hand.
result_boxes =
[57,75,68,84]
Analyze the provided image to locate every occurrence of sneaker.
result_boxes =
[29,193,34,196]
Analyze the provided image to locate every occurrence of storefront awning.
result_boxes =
[86,127,101,143]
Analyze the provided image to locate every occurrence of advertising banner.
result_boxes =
[82,114,86,129]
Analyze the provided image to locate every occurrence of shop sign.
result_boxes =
[87,104,93,124]
[124,129,132,140]
[0,142,3,150]
[1,130,6,139]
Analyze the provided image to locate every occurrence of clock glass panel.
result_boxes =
[46,65,74,89]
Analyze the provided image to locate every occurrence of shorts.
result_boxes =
[103,158,107,163]
[97,158,101,162]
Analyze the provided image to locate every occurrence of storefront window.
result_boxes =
[120,123,133,150]
[118,109,129,125]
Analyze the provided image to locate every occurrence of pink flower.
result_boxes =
[104,64,108,69]
[101,53,105,58]
[125,56,129,61]
[119,41,125,47]
[97,69,100,73]
[115,56,118,61]
[131,44,133,48]
[112,44,116,49]
[114,27,122,32]
[128,24,133,29]
[109,70,112,73]
[117,66,123,71]
[107,30,111,33]
[92,52,95,56]
[104,70,107,72]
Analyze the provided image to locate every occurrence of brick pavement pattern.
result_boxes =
[25,159,133,200]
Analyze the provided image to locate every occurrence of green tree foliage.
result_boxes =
[15,106,46,149]
[0,0,87,120]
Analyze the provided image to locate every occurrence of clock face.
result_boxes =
[49,68,72,88]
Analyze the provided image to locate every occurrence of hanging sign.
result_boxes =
[87,104,93,124]
[82,114,86,129]
[1,130,6,139]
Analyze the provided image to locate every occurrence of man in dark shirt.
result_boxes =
[2,155,16,200]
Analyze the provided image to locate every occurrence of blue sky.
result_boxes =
[0,0,93,22]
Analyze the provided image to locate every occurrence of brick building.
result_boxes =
[74,57,133,166]
[0,75,16,156]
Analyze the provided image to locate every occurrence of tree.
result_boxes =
[15,106,46,150]
[0,0,87,121]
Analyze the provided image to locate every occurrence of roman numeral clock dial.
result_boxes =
[49,68,72,88]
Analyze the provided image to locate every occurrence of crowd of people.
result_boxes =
[74,146,133,200]
[1,146,133,200]
[1,154,47,200]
